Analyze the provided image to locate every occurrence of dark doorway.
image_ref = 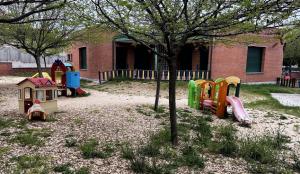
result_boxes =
[178,45,193,70]
[116,47,128,69]
[199,46,209,71]
[24,87,33,113]
[134,45,153,70]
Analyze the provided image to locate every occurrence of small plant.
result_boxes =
[130,156,148,173]
[0,118,13,129]
[121,144,135,160]
[53,163,73,174]
[11,128,51,147]
[177,145,205,169]
[80,139,115,159]
[65,137,77,147]
[76,167,90,174]
[12,155,49,173]
[0,147,10,157]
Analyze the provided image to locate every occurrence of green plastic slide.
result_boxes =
[188,80,196,108]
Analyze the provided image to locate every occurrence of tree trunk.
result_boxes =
[43,55,47,69]
[35,56,43,77]
[154,59,162,111]
[168,59,178,146]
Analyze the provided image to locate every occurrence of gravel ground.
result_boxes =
[271,93,300,107]
[0,76,300,173]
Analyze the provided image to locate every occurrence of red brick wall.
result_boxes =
[0,62,12,75]
[0,62,50,76]
[70,42,113,79]
[211,40,283,83]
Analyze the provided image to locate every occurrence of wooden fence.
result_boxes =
[276,77,297,88]
[98,69,210,84]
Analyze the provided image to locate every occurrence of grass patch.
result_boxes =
[12,155,49,173]
[11,128,52,147]
[53,163,90,174]
[0,147,10,157]
[242,84,300,117]
[0,118,14,129]
[65,136,77,147]
[80,139,115,159]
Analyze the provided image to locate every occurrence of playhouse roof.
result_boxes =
[17,78,56,88]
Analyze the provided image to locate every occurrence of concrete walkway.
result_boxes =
[271,93,300,107]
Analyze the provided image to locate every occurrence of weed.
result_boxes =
[76,167,90,174]
[74,117,83,125]
[11,128,51,147]
[0,147,10,157]
[80,139,115,159]
[177,145,205,169]
[12,155,49,173]
[139,143,160,157]
[0,118,13,129]
[65,137,77,147]
[53,163,73,174]
[239,136,278,164]
[121,144,135,160]
[130,156,148,173]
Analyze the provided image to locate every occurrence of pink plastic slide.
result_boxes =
[226,96,252,125]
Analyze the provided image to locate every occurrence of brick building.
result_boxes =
[68,32,284,83]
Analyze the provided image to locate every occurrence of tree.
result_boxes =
[88,0,299,145]
[283,28,300,66]
[0,5,80,77]
[0,0,67,24]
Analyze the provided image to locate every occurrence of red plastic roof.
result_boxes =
[17,78,56,88]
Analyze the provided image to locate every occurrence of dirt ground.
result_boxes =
[0,76,300,173]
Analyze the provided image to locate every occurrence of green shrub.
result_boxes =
[239,136,277,164]
[12,155,48,173]
[65,137,77,147]
[80,139,115,159]
[11,129,51,147]
[121,144,135,160]
[76,167,90,174]
[53,163,73,174]
[177,145,205,169]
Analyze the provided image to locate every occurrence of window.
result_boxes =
[24,88,32,100]
[46,90,53,100]
[36,90,45,101]
[246,47,264,73]
[79,47,87,69]
[53,90,57,99]
[18,89,22,99]
[67,54,72,62]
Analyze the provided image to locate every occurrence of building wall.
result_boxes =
[211,39,283,83]
[0,62,50,76]
[0,62,12,75]
[70,42,113,80]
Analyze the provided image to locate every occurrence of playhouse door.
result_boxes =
[24,101,33,113]
[24,87,33,113]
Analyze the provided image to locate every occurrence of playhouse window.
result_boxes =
[18,89,22,99]
[36,90,45,101]
[53,90,57,99]
[246,47,264,73]
[24,88,32,100]
[79,47,87,69]
[46,90,53,100]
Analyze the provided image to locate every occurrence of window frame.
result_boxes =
[246,46,265,73]
[18,89,22,100]
[35,90,45,102]
[79,47,87,70]
[46,90,53,101]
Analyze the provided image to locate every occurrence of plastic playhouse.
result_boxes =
[51,59,86,96]
[17,77,58,120]
[188,76,251,126]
